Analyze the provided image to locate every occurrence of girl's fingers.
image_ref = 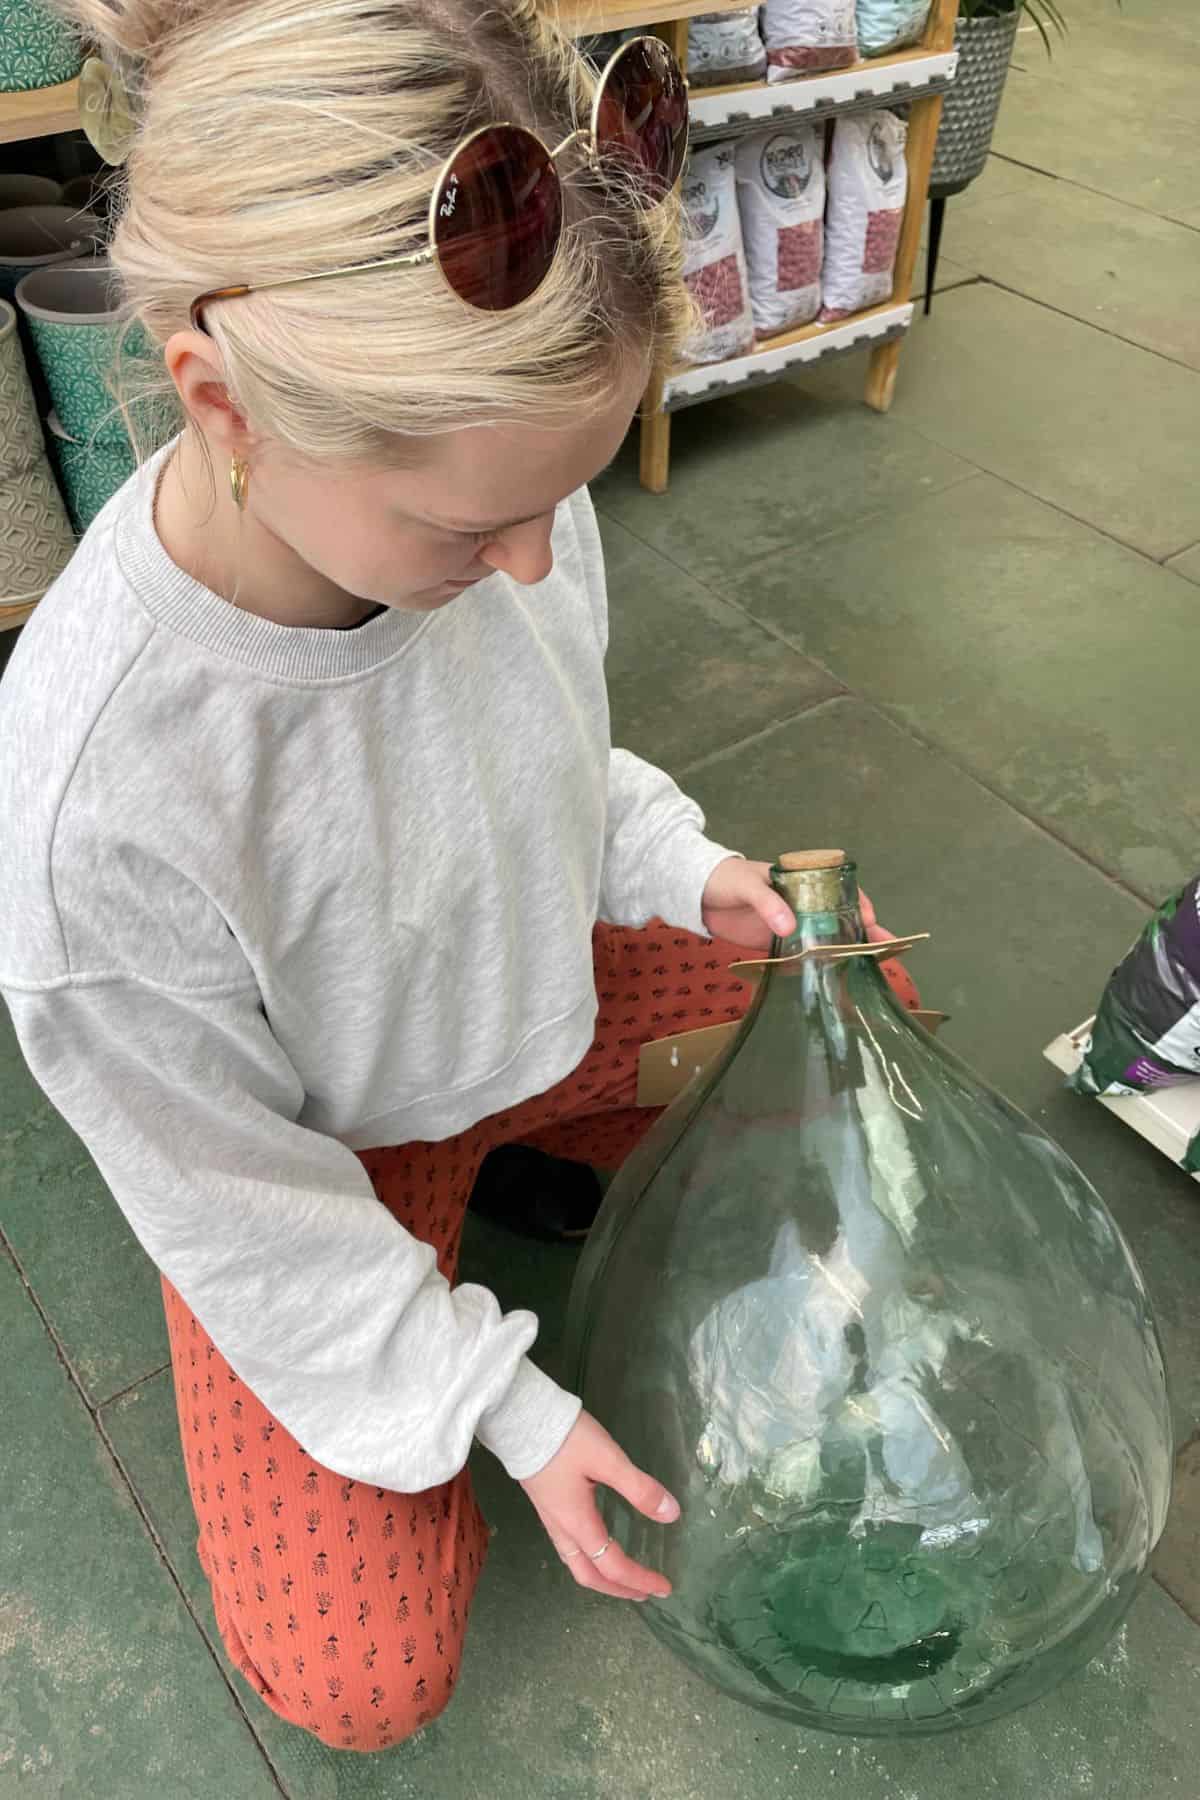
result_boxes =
[736,862,794,936]
[573,1560,661,1602]
[766,896,796,936]
[596,1442,680,1526]
[569,1535,671,1600]
[550,1530,651,1600]
[553,1496,673,1598]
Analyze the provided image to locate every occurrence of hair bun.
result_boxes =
[52,0,211,61]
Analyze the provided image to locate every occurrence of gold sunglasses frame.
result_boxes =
[188,36,686,333]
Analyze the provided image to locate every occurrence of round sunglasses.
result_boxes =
[190,36,688,330]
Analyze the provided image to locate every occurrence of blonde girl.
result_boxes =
[0,0,905,1751]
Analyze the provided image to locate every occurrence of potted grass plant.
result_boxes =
[924,1,1067,308]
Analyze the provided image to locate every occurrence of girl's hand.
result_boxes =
[519,1411,679,1601]
[700,856,895,952]
[700,857,797,949]
[699,856,918,1004]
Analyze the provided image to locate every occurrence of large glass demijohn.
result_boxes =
[566,853,1172,1735]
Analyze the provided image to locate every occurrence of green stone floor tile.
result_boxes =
[716,472,1200,899]
[997,0,1200,156]
[0,1009,170,1407]
[681,696,1200,1443]
[1153,1437,1200,1629]
[106,1255,1200,1800]
[790,284,1200,560]
[942,167,1200,368]
[592,381,974,592]
[0,1250,280,1799]
[990,10,1199,221]
[910,247,975,301]
[989,71,1197,221]
[1166,542,1200,586]
[955,156,1051,211]
[597,513,841,771]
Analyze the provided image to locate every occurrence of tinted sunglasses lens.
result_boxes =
[595,38,689,203]
[432,124,563,310]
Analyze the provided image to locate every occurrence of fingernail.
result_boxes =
[774,911,793,932]
[655,1494,680,1521]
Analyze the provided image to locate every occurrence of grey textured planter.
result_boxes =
[930,11,1022,198]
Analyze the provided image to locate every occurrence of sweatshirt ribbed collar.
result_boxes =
[115,447,434,682]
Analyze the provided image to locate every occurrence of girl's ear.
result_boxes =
[163,330,251,455]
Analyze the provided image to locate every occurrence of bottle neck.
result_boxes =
[724,860,871,1111]
[770,861,866,955]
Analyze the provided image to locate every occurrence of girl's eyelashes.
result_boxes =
[426,522,489,546]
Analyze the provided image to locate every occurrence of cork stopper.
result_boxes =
[778,850,846,872]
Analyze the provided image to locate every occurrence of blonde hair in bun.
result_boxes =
[55,0,690,462]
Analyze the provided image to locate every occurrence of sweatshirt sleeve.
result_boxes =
[599,750,741,936]
[566,486,741,934]
[2,975,580,1489]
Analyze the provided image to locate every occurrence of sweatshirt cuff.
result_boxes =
[474,1356,583,1481]
[649,831,744,938]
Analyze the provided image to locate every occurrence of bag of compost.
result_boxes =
[680,143,756,365]
[1072,875,1200,1169]
[687,9,766,87]
[735,123,826,334]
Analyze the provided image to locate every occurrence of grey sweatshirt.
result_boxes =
[0,453,736,1492]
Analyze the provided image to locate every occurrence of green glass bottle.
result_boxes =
[566,853,1172,1735]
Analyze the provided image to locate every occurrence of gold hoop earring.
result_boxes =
[230,453,250,511]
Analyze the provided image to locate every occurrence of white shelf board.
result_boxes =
[689,50,958,139]
[664,302,912,409]
[1044,1017,1200,1181]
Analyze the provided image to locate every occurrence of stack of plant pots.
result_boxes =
[16,258,143,532]
[0,294,74,630]
[0,204,101,301]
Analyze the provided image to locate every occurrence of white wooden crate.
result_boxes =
[1044,1018,1200,1180]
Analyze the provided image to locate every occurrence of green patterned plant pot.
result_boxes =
[16,257,133,443]
[0,0,83,93]
[47,410,137,533]
[0,204,100,300]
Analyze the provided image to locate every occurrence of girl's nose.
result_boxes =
[478,514,556,587]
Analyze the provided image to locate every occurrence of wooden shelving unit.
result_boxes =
[0,78,79,148]
[559,0,961,492]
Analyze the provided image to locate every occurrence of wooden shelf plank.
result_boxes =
[0,78,79,148]
[689,48,957,139]
[663,301,914,409]
[697,41,944,101]
[0,602,40,632]
[553,0,748,33]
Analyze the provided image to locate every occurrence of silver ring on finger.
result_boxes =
[589,1536,614,1562]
